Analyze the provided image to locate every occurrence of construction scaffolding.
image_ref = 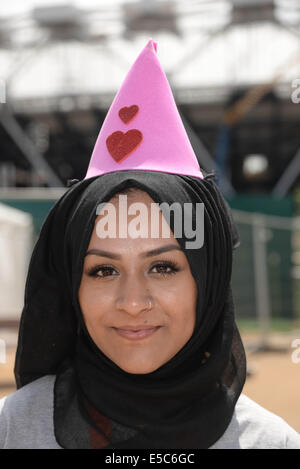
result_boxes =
[0,0,299,192]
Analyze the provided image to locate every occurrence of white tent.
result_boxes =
[0,203,33,321]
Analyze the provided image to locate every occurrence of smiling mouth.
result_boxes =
[112,326,161,340]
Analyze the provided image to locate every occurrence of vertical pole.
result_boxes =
[0,338,6,364]
[252,214,271,350]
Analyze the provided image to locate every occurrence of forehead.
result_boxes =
[88,188,179,251]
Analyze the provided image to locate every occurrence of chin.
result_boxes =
[117,360,162,375]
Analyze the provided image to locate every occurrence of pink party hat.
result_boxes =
[85,39,203,180]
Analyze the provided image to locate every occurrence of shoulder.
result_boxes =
[211,394,300,449]
[0,375,60,449]
[0,374,55,410]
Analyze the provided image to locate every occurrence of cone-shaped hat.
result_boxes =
[85,39,203,179]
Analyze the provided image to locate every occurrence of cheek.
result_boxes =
[78,281,113,326]
[159,277,197,331]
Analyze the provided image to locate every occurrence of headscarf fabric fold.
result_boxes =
[14,170,246,449]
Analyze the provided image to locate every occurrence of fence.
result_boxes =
[231,209,300,348]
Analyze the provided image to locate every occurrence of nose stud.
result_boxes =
[147,298,154,310]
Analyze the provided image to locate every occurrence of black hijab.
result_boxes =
[14,170,246,449]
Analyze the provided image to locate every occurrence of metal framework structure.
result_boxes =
[0,0,299,191]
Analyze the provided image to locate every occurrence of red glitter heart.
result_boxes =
[119,105,139,124]
[106,129,143,163]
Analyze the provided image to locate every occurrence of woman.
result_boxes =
[1,40,300,449]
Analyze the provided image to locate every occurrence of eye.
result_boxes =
[86,260,180,279]
[87,265,119,278]
[150,261,180,276]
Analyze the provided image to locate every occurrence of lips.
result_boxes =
[113,326,161,340]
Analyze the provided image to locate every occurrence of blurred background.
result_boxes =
[0,0,299,434]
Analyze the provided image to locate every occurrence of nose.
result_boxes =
[115,272,154,317]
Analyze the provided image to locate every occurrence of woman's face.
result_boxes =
[78,189,198,374]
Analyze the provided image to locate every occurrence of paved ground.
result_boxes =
[0,328,300,434]
[241,330,300,433]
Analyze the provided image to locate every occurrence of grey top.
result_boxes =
[0,375,300,449]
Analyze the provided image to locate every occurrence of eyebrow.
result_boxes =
[85,244,182,260]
